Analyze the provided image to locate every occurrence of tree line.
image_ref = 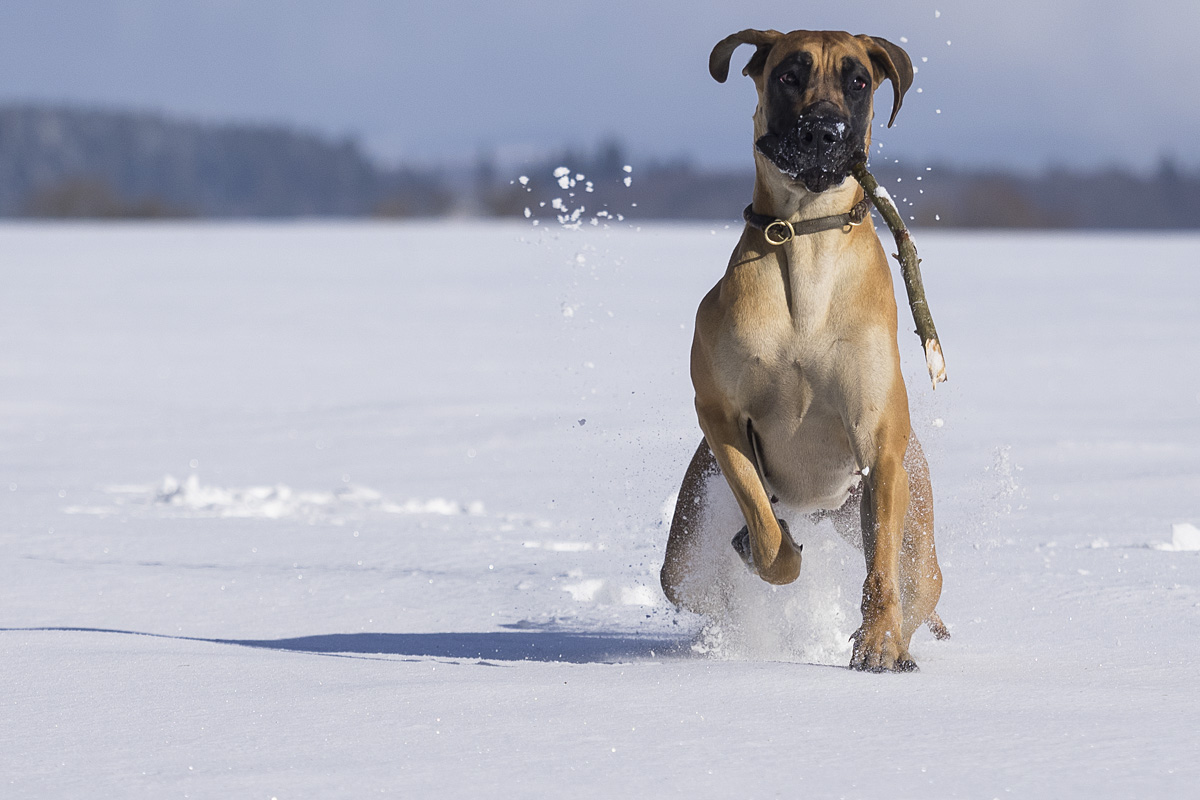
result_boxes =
[2,106,1196,228]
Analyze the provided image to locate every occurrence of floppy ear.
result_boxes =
[709,29,783,83]
[856,35,914,127]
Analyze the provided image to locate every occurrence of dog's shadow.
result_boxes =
[230,626,688,663]
[3,625,690,664]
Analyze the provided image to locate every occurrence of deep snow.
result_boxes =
[1,221,1198,797]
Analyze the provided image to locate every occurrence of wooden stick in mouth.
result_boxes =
[850,159,947,389]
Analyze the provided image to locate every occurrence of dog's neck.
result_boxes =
[746,96,873,224]
[750,155,865,224]
[745,154,874,330]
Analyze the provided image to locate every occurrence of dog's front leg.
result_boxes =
[850,427,916,672]
[696,403,801,585]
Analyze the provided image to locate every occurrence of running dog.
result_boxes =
[660,29,947,672]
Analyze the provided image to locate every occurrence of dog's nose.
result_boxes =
[795,116,849,151]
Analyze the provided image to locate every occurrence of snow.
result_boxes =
[1155,522,1200,551]
[2,221,1199,797]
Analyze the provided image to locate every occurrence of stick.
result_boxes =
[850,159,947,389]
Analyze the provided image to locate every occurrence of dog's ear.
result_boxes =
[856,35,914,127]
[710,29,783,83]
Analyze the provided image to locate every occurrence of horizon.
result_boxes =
[2,100,1192,182]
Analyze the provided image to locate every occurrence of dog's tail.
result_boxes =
[926,611,951,640]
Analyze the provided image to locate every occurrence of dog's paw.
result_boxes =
[926,611,951,640]
[731,526,754,569]
[777,517,799,550]
[731,520,803,581]
[849,626,916,673]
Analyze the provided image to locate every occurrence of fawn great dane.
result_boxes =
[660,29,947,672]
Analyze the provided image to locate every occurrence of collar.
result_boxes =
[743,198,871,245]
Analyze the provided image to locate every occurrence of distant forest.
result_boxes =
[1,105,1197,228]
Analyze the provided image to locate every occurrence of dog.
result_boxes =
[660,29,947,672]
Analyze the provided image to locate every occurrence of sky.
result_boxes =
[0,0,1196,173]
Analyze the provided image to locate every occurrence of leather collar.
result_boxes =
[743,198,871,245]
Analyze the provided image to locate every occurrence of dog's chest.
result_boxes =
[719,310,867,509]
[717,254,858,401]
[720,322,841,418]
[711,251,896,455]
[712,250,883,508]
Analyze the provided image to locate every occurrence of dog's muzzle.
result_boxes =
[756,114,861,193]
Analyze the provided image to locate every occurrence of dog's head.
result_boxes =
[711,29,913,194]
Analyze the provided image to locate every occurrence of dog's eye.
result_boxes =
[779,73,799,86]
[851,76,869,91]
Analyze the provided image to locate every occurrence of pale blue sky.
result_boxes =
[0,1,1195,171]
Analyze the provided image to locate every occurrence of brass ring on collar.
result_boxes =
[764,220,794,246]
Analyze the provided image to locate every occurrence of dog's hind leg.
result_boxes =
[661,439,721,610]
[898,434,945,648]
[820,480,865,550]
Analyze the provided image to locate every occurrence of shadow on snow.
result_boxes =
[2,626,689,664]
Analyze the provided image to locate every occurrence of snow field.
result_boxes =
[1,221,1198,797]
